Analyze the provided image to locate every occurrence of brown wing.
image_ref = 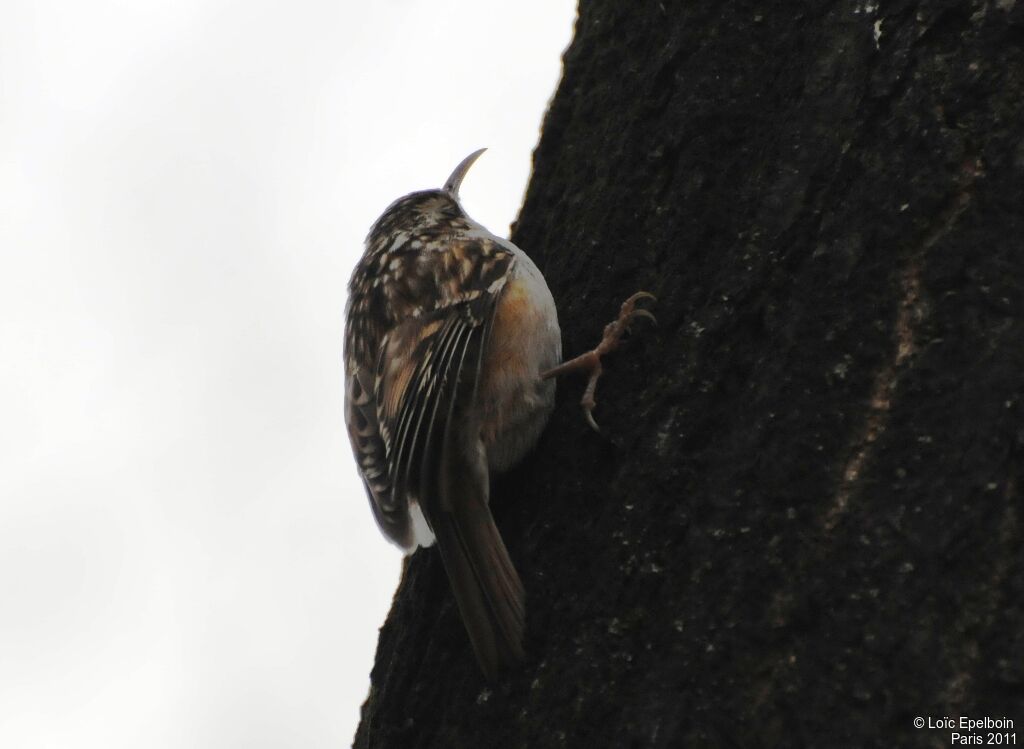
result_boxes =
[345,232,527,675]
[381,283,525,678]
[345,361,410,545]
[344,235,514,547]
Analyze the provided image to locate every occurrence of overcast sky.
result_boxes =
[0,2,575,746]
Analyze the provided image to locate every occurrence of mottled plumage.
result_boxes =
[344,150,561,677]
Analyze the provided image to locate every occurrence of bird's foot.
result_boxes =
[541,291,657,432]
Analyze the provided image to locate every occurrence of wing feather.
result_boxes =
[346,224,528,674]
[346,235,514,551]
[388,314,473,507]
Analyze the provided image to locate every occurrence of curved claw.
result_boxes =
[624,291,657,305]
[547,290,657,435]
[627,308,658,327]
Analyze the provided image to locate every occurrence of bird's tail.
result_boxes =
[431,500,525,679]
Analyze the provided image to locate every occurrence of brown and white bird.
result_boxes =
[344,150,653,677]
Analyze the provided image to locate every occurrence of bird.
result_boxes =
[344,149,654,678]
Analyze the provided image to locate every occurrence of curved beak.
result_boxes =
[442,148,487,197]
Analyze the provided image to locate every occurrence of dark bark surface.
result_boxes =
[354,2,1024,747]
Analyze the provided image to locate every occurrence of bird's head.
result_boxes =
[367,149,487,240]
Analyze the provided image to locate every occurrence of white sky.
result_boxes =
[0,2,575,746]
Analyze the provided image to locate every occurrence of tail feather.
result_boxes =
[420,321,524,678]
[432,502,525,679]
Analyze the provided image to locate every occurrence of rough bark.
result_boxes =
[354,1,1024,746]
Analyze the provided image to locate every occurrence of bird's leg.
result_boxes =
[541,291,657,432]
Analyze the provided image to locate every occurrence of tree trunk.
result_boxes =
[354,1,1024,746]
